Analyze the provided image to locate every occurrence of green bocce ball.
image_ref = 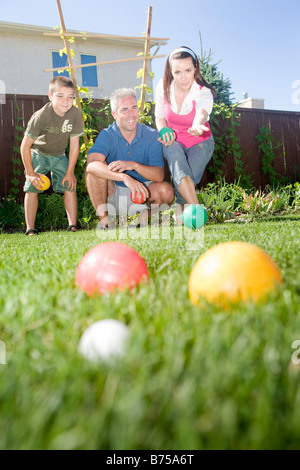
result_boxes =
[159,127,175,141]
[182,205,207,230]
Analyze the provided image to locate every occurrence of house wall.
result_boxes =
[237,97,265,109]
[0,23,155,100]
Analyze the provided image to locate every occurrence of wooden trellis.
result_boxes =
[44,1,169,151]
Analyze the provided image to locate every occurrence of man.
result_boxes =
[85,88,174,229]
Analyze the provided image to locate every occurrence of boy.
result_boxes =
[20,76,84,235]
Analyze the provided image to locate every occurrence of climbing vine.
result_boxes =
[255,125,284,186]
[209,103,252,188]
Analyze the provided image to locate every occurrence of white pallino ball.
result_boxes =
[79,319,129,362]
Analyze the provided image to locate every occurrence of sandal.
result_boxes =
[128,223,141,229]
[25,228,39,236]
[67,225,79,232]
[98,224,113,231]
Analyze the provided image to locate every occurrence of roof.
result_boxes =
[0,20,168,49]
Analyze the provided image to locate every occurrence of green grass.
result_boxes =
[1,217,300,450]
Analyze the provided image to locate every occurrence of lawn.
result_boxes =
[0,216,300,450]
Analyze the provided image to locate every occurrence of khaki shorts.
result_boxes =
[24,151,70,193]
[107,181,152,216]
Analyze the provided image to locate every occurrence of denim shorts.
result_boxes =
[24,151,70,193]
[107,181,152,216]
[163,135,215,204]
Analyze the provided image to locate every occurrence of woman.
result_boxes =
[155,46,216,223]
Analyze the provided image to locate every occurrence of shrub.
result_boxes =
[0,198,25,232]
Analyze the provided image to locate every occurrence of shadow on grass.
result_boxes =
[255,212,300,223]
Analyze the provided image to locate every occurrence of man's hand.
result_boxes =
[108,160,136,173]
[123,175,149,202]
[62,171,77,191]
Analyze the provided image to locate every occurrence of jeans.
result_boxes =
[163,135,214,204]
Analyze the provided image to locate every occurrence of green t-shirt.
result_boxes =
[25,103,84,157]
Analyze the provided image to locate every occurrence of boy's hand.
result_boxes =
[27,172,46,190]
[62,172,77,192]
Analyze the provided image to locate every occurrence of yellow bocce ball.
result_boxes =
[189,241,283,309]
[39,174,51,190]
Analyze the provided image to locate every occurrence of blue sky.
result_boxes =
[1,0,299,111]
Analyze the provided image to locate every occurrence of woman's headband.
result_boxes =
[168,47,197,64]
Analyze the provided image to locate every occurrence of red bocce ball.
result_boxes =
[75,242,149,296]
[130,191,146,204]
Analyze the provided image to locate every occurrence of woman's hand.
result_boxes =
[188,124,210,136]
[158,133,176,147]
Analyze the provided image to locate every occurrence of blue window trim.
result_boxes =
[81,54,98,87]
[52,51,70,78]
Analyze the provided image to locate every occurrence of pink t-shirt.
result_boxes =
[164,96,212,148]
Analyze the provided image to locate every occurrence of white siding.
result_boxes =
[0,22,160,99]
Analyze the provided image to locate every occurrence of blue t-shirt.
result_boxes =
[88,122,164,187]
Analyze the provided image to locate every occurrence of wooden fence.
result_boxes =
[1,94,300,202]
[0,94,48,201]
[209,107,300,189]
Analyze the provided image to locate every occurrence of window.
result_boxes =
[52,51,70,78]
[81,54,98,87]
